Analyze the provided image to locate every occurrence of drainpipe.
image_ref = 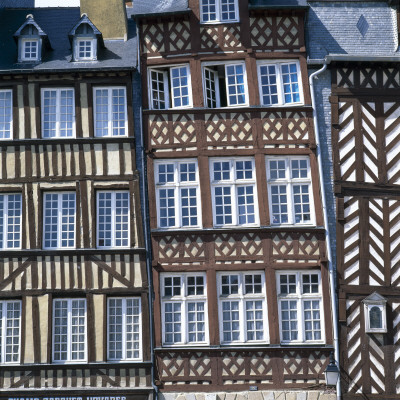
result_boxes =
[309,61,341,400]
[135,22,159,400]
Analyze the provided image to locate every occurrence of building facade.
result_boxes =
[307,1,400,398]
[0,2,152,400]
[134,1,336,399]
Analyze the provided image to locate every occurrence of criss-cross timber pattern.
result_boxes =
[339,196,400,287]
[335,67,400,89]
[0,365,151,389]
[249,16,301,50]
[154,230,325,266]
[156,349,329,390]
[141,21,191,55]
[335,100,400,185]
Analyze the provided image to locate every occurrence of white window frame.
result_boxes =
[43,192,76,249]
[276,271,325,344]
[93,86,128,137]
[75,38,95,61]
[202,61,248,108]
[210,157,259,227]
[217,271,268,344]
[257,60,303,107]
[0,193,22,250]
[97,191,130,248]
[266,156,315,226]
[154,159,202,229]
[52,298,87,363]
[41,88,76,138]
[161,272,209,346]
[107,297,142,361]
[0,89,12,140]
[0,300,21,364]
[148,64,193,110]
[200,0,239,24]
[21,38,39,61]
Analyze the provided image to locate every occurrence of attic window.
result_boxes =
[74,23,96,61]
[15,17,44,63]
[21,39,39,61]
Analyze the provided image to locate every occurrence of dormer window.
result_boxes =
[14,15,51,63]
[69,14,104,62]
[21,39,39,61]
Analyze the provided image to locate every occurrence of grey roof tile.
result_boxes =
[0,7,137,73]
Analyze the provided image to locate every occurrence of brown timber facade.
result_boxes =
[136,0,335,398]
[0,4,152,400]
[332,64,400,398]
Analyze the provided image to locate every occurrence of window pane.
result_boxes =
[214,186,232,225]
[170,66,190,108]
[150,70,166,109]
[281,63,300,103]
[280,300,298,341]
[164,302,182,343]
[0,90,12,139]
[222,301,240,342]
[246,300,263,341]
[187,302,206,342]
[259,65,279,105]
[53,300,69,361]
[293,185,311,224]
[201,0,217,22]
[3,301,21,363]
[204,68,217,108]
[303,300,321,341]
[221,0,236,21]
[0,194,22,249]
[225,64,246,106]
[270,185,288,224]
[111,88,127,136]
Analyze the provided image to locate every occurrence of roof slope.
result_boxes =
[0,7,137,72]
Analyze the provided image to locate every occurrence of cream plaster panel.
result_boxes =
[94,144,104,175]
[87,182,93,247]
[39,145,45,177]
[6,147,16,179]
[123,143,133,174]
[38,294,49,362]
[17,85,24,140]
[134,254,142,288]
[57,144,62,176]
[20,146,26,178]
[24,296,34,363]
[80,83,90,138]
[32,183,39,246]
[28,83,37,139]
[73,144,80,173]
[84,144,92,175]
[107,143,120,175]
[55,256,61,289]
[65,144,72,176]
[48,146,54,177]
[32,148,38,177]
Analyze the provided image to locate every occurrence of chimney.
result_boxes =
[80,0,127,41]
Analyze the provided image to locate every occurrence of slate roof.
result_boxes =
[249,0,308,9]
[0,7,137,73]
[306,1,398,59]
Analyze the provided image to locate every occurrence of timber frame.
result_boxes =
[331,62,400,398]
[0,69,152,395]
[137,0,334,393]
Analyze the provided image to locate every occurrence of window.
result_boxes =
[161,273,208,345]
[0,194,22,249]
[108,297,141,361]
[0,300,21,364]
[258,61,303,106]
[277,271,324,343]
[41,88,75,138]
[202,62,247,107]
[0,90,12,139]
[266,156,314,225]
[53,299,86,362]
[21,39,39,61]
[362,292,387,333]
[218,272,267,344]
[148,65,192,109]
[210,158,258,227]
[76,38,94,60]
[200,0,239,23]
[94,87,127,137]
[97,191,130,248]
[155,160,201,229]
[43,192,76,249]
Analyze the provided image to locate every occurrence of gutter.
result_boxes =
[308,60,341,400]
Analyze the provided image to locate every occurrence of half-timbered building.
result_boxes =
[0,1,152,400]
[307,1,400,398]
[134,1,336,399]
